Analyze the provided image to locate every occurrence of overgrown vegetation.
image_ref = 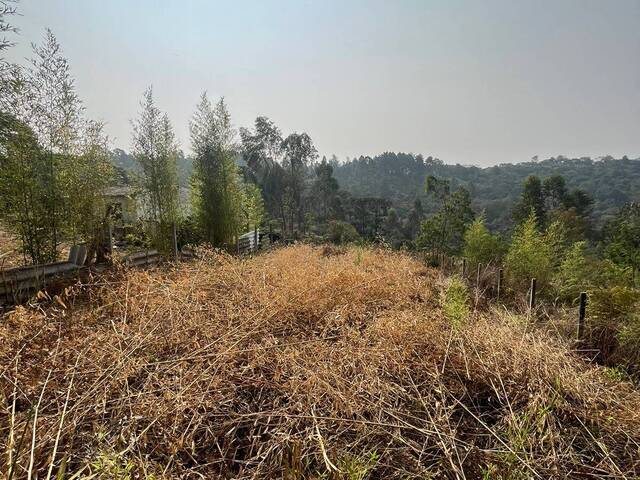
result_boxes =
[2,245,640,478]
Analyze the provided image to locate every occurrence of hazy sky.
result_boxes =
[6,0,640,166]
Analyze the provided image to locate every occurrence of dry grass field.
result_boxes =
[1,245,639,478]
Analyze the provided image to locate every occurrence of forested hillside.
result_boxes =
[333,153,640,231]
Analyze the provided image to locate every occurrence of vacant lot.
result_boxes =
[1,245,639,478]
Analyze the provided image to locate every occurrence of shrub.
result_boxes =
[505,210,565,292]
[327,220,361,245]
[587,286,640,370]
[463,215,503,266]
[552,241,592,303]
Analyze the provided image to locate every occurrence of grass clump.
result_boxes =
[443,275,470,328]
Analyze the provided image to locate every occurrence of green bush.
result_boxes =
[463,215,504,266]
[587,286,640,370]
[505,210,565,292]
[327,220,361,245]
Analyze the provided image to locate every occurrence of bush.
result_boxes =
[552,241,592,303]
[505,210,565,292]
[327,220,361,245]
[553,242,633,303]
[587,286,640,370]
[463,215,503,266]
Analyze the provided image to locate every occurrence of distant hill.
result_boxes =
[333,153,640,231]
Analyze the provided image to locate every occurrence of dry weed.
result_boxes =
[1,245,639,478]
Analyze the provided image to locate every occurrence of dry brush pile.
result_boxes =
[1,244,640,479]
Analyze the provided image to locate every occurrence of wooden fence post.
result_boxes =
[577,292,587,342]
[497,268,503,302]
[461,258,466,277]
[529,278,537,311]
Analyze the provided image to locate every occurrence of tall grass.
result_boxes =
[1,245,639,478]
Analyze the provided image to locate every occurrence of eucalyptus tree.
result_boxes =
[240,116,289,232]
[281,132,317,235]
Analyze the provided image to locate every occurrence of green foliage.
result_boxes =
[0,116,58,263]
[240,182,265,231]
[65,120,114,254]
[463,215,503,266]
[513,175,545,226]
[327,220,361,245]
[333,153,620,233]
[189,93,243,247]
[1,32,114,264]
[334,450,379,480]
[504,210,565,291]
[310,157,340,222]
[416,186,474,255]
[552,241,592,302]
[443,275,470,328]
[604,202,640,275]
[282,132,318,235]
[587,286,640,371]
[132,87,179,254]
[380,207,405,248]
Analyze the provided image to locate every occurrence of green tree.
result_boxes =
[381,207,405,248]
[132,87,179,253]
[416,186,474,256]
[310,157,339,221]
[0,116,52,264]
[240,117,290,233]
[1,29,112,263]
[281,132,317,236]
[190,92,242,247]
[404,198,424,240]
[239,182,265,232]
[513,175,545,226]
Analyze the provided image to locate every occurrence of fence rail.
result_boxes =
[1,228,262,307]
[0,245,87,306]
[236,229,260,255]
[123,250,160,267]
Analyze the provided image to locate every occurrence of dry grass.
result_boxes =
[1,244,639,479]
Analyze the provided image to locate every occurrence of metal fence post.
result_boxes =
[577,292,587,342]
[529,278,537,311]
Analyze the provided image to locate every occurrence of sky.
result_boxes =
[5,0,640,166]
